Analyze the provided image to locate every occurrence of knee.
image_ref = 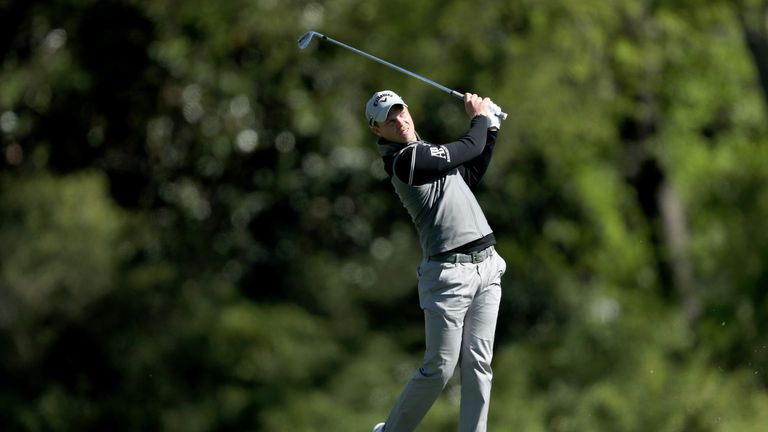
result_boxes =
[461,344,494,376]
[419,356,459,384]
[463,357,493,376]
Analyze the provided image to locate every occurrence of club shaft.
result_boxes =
[308,32,508,120]
[317,33,463,98]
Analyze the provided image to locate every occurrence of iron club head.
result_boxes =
[297,31,320,49]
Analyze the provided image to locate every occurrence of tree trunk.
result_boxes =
[735,0,768,117]
[659,182,700,320]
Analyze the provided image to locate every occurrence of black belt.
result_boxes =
[429,246,494,264]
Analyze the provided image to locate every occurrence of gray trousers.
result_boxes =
[384,249,506,432]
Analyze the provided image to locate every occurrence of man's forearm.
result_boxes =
[460,130,498,187]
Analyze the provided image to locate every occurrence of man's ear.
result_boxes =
[371,124,381,136]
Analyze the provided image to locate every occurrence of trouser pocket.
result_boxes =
[418,261,474,314]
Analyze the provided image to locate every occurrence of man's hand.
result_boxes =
[464,93,491,119]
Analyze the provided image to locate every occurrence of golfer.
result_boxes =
[367,90,506,432]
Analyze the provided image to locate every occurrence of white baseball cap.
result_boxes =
[365,90,407,127]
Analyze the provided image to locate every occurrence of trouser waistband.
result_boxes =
[429,246,494,264]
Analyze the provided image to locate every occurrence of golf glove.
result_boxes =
[488,101,502,130]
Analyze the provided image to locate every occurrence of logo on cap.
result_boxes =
[373,92,393,107]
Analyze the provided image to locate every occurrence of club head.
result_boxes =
[297,31,320,49]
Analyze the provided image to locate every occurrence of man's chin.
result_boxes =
[400,132,416,142]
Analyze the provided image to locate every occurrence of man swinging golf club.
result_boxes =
[368,90,507,432]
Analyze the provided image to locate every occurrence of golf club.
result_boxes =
[297,31,508,121]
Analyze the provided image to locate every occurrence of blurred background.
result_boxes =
[2,0,768,430]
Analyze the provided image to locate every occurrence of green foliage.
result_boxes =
[0,172,126,360]
[1,0,768,430]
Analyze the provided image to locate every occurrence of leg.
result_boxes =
[384,310,462,431]
[384,261,476,432]
[459,252,504,432]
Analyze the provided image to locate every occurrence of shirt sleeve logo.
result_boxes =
[429,146,451,162]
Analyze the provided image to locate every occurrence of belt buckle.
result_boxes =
[470,251,480,264]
